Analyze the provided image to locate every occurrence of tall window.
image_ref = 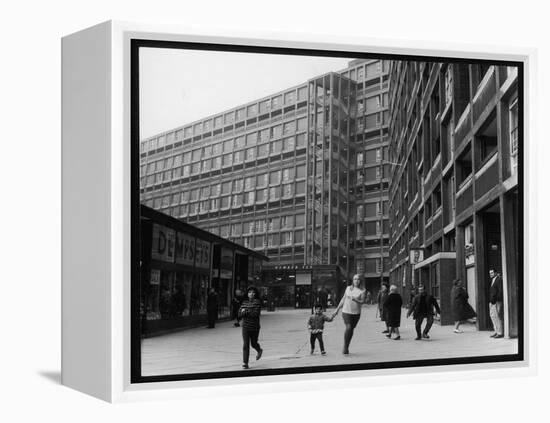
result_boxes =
[509,99,518,175]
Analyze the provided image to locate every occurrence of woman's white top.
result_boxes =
[342,286,365,315]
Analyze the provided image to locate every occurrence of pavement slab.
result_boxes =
[141,305,518,376]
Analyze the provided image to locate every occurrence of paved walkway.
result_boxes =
[141,305,518,376]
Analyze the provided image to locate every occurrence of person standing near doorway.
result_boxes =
[489,269,504,338]
[206,288,218,329]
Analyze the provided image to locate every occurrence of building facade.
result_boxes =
[387,60,519,335]
[139,59,391,307]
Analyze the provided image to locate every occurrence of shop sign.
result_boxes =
[152,224,175,262]
[274,264,312,270]
[175,232,195,266]
[296,273,312,285]
[150,269,160,285]
[195,239,211,269]
[220,269,233,279]
[410,249,424,265]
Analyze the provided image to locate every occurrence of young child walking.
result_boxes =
[307,304,335,355]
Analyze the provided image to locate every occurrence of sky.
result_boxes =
[139,47,354,139]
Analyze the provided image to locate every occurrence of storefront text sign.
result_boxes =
[175,232,195,266]
[152,224,175,262]
[195,239,211,269]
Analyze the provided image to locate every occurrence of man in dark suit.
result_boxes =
[488,269,504,338]
[407,285,441,340]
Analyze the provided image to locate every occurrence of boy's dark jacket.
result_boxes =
[307,313,333,331]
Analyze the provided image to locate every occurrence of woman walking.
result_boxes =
[451,279,476,333]
[238,286,263,369]
[332,274,366,354]
[383,285,403,340]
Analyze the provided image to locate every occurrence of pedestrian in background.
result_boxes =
[376,284,390,333]
[307,303,334,355]
[383,285,403,340]
[451,279,476,333]
[488,269,504,338]
[332,274,366,354]
[206,288,218,329]
[407,285,441,340]
[238,286,263,369]
[231,288,244,327]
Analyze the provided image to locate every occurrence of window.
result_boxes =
[282,183,293,197]
[201,160,211,172]
[282,167,294,182]
[192,149,201,161]
[212,143,222,155]
[256,173,268,187]
[221,196,230,209]
[183,152,192,164]
[231,223,241,237]
[280,232,293,246]
[294,230,304,244]
[295,181,306,195]
[246,147,256,161]
[283,121,295,134]
[247,104,257,117]
[199,200,209,214]
[272,95,282,109]
[232,194,242,208]
[296,133,306,148]
[244,191,255,205]
[246,133,257,146]
[269,186,280,201]
[245,176,255,191]
[210,198,219,211]
[270,140,282,154]
[235,136,245,149]
[233,179,243,192]
[295,214,305,227]
[445,66,453,106]
[190,189,199,201]
[271,125,282,139]
[256,188,267,203]
[223,140,233,153]
[200,186,210,199]
[233,150,243,164]
[297,117,307,131]
[509,99,518,175]
[255,219,265,233]
[211,157,221,170]
[268,217,280,231]
[357,153,364,167]
[283,137,295,151]
[236,108,245,121]
[284,91,295,104]
[191,163,200,174]
[220,225,230,238]
[269,170,281,185]
[257,144,269,157]
[221,182,231,195]
[222,153,232,167]
[296,164,306,178]
[211,184,221,197]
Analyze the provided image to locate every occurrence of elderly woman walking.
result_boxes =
[332,274,366,355]
[451,279,476,333]
[383,285,403,340]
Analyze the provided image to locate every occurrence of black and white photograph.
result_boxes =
[132,41,523,381]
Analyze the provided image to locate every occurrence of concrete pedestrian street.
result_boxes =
[141,305,518,376]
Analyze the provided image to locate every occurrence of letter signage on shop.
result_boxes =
[152,224,175,262]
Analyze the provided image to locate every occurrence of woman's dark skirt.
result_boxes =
[342,312,360,329]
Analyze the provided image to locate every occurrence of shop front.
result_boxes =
[413,252,456,326]
[140,206,267,336]
[260,265,342,309]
